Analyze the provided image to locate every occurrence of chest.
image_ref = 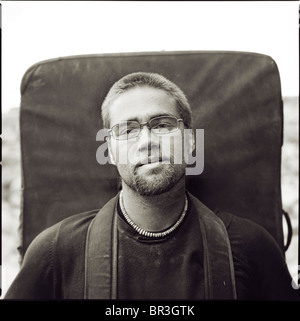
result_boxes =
[117,222,206,299]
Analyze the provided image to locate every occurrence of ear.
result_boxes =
[187,130,195,154]
[107,137,116,165]
[184,129,196,165]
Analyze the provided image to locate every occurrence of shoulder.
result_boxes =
[216,211,283,258]
[23,209,99,282]
[56,209,99,237]
[216,211,300,300]
[24,209,98,263]
[5,210,99,299]
[217,213,299,300]
[215,210,289,281]
[216,210,276,246]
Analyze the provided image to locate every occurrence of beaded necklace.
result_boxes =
[119,190,188,238]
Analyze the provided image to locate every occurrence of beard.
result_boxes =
[114,133,187,196]
[117,162,186,196]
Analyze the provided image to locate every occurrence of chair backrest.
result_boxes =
[19,51,284,258]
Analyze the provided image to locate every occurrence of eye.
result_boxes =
[151,117,176,131]
[116,122,140,138]
[119,128,133,135]
[157,123,171,130]
[156,123,170,128]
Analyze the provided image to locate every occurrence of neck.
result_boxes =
[121,177,186,232]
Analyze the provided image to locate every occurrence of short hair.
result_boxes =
[101,72,192,129]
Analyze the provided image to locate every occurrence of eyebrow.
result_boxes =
[125,113,176,123]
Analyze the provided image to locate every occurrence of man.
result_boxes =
[5,72,298,300]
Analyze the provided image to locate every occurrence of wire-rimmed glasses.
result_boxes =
[108,116,183,140]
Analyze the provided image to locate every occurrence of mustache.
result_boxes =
[135,155,171,167]
[127,143,175,169]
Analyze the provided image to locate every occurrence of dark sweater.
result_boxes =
[4,196,299,300]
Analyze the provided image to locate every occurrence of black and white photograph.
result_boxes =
[1,1,299,304]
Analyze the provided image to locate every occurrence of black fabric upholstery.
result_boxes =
[19,51,284,257]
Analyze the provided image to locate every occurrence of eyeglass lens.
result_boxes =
[112,116,179,140]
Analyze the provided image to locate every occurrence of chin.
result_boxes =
[120,163,185,196]
[135,182,173,196]
[134,171,185,197]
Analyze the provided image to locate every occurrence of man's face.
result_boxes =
[107,86,187,196]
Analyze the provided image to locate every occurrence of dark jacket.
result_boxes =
[5,193,299,300]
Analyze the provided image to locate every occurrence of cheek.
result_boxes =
[160,134,184,158]
[110,141,138,165]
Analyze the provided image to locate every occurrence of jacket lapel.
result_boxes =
[84,192,236,299]
[84,194,119,299]
[188,192,237,299]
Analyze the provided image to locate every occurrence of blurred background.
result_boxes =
[1,1,299,297]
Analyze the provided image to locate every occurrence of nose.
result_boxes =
[137,124,159,154]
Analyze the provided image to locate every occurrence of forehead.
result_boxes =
[109,86,179,126]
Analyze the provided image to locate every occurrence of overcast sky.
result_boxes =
[2,1,299,112]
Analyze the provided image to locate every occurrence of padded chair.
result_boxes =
[18,51,291,259]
